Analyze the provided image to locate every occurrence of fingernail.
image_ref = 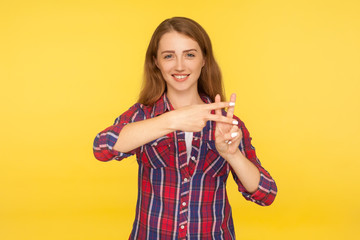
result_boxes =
[231,132,238,138]
[229,102,235,107]
[227,141,232,145]
[232,120,238,125]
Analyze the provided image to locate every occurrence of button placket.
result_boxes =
[177,131,190,239]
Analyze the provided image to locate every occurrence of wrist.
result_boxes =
[223,148,243,164]
[162,110,177,132]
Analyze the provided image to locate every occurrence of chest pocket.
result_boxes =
[140,135,173,169]
[202,141,230,178]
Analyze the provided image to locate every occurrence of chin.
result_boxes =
[168,84,198,94]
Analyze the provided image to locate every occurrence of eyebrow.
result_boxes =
[160,49,198,54]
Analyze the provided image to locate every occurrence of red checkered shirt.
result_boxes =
[93,93,277,240]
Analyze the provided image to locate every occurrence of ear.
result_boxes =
[202,58,205,68]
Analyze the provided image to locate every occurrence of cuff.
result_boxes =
[242,173,277,206]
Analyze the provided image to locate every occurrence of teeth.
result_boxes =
[173,75,188,79]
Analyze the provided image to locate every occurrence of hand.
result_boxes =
[214,93,243,159]
[167,101,238,132]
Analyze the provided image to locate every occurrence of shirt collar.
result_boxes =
[152,93,173,117]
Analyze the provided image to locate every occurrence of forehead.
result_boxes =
[158,31,201,51]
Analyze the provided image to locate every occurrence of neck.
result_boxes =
[166,89,204,109]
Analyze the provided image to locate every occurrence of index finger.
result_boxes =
[205,101,232,111]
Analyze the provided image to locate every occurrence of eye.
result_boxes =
[164,54,173,59]
[186,53,195,58]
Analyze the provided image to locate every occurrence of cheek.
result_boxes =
[158,62,172,74]
[192,61,204,73]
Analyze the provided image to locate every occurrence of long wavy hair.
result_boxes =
[138,17,225,105]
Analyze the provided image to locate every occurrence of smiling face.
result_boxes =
[155,31,205,96]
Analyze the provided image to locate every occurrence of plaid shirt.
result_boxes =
[93,93,277,240]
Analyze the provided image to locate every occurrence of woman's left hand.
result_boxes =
[214,93,243,159]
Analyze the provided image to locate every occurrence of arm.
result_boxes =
[227,120,277,206]
[115,101,237,153]
[113,113,174,153]
[94,101,236,161]
[231,120,277,206]
[225,148,260,194]
[214,94,277,206]
[93,103,144,161]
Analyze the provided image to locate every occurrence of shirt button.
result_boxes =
[184,178,188,182]
[191,156,195,160]
[180,225,185,229]
[153,142,158,146]
[182,202,186,206]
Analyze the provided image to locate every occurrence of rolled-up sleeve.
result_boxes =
[93,103,144,162]
[231,117,278,206]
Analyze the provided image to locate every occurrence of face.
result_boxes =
[155,31,205,95]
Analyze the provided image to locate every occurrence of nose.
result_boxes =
[175,57,185,72]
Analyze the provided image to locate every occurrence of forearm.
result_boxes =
[225,149,261,194]
[113,112,174,153]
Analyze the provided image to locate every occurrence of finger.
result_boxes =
[214,94,222,116]
[205,101,233,111]
[226,129,242,148]
[228,129,242,150]
[230,130,242,143]
[206,114,239,125]
[222,126,240,141]
[227,93,236,118]
[230,128,242,145]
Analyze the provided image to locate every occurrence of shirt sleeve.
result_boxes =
[230,117,278,206]
[93,103,145,162]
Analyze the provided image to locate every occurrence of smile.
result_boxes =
[172,74,190,82]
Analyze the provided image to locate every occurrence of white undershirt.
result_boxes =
[184,132,193,164]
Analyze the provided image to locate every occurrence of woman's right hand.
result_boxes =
[167,101,238,132]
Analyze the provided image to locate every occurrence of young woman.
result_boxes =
[93,17,277,240]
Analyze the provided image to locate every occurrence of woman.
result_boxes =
[93,17,277,240]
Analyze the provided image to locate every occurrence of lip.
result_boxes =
[172,74,190,82]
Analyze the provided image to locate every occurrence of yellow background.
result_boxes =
[1,0,359,239]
